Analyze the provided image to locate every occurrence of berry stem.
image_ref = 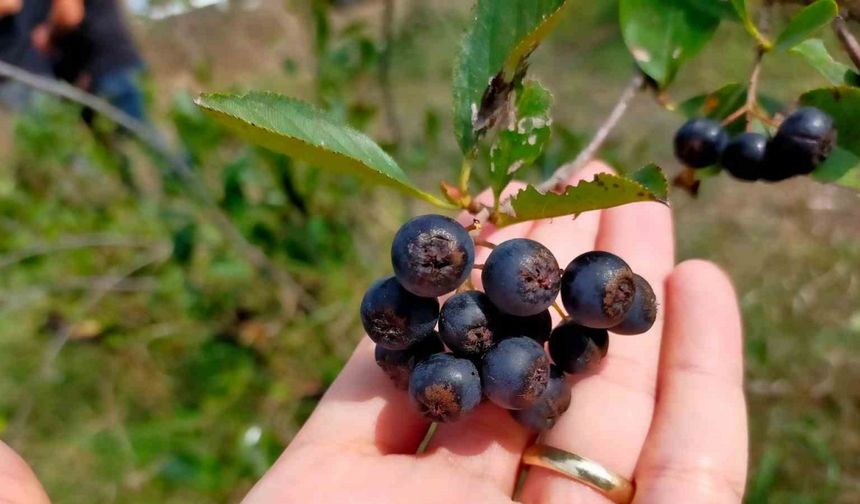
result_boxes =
[720,47,765,131]
[744,48,764,132]
[472,263,485,271]
[415,422,438,454]
[721,106,749,127]
[474,238,497,250]
[552,301,568,320]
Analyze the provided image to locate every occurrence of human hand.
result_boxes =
[242,162,749,504]
[0,0,22,17]
[0,162,747,504]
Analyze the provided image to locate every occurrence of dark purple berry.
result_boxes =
[482,239,561,317]
[548,320,609,374]
[721,132,767,181]
[409,353,482,423]
[391,214,475,297]
[439,291,502,357]
[610,274,657,336]
[499,310,553,344]
[360,276,439,350]
[481,336,550,410]
[375,332,445,390]
[674,118,729,168]
[561,251,635,329]
[510,366,571,432]
[765,107,836,178]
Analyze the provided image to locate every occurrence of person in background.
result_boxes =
[0,0,83,109]
[32,0,146,121]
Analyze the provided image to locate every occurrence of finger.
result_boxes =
[633,260,747,504]
[426,165,607,494]
[523,189,675,503]
[0,441,52,504]
[288,337,430,455]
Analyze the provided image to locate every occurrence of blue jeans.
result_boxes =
[92,67,146,122]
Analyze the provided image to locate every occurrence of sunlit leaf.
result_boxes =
[790,39,860,86]
[775,0,838,51]
[195,92,452,207]
[497,165,669,225]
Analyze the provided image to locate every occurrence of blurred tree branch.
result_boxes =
[379,0,402,145]
[537,72,645,193]
[0,60,313,314]
[834,14,860,70]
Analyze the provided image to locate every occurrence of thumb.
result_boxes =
[0,441,52,504]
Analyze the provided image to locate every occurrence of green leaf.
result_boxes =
[730,0,750,24]
[619,0,722,87]
[489,81,553,196]
[195,92,452,207]
[688,0,739,20]
[628,163,669,197]
[452,0,568,152]
[497,165,669,225]
[811,146,860,189]
[775,0,838,51]
[800,86,860,157]
[790,39,860,86]
[730,0,773,48]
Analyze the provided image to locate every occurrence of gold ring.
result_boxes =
[522,444,635,504]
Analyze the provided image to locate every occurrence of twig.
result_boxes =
[0,60,312,313]
[536,72,644,193]
[834,14,860,71]
[745,48,764,131]
[379,0,402,146]
[7,245,170,441]
[473,238,496,250]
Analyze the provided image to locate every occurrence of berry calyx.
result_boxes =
[481,238,561,317]
[610,274,657,336]
[409,353,482,423]
[561,251,635,329]
[481,336,550,410]
[438,290,502,357]
[510,365,572,432]
[391,214,475,297]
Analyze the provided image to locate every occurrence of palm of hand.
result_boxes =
[244,164,749,504]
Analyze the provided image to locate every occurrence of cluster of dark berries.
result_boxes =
[361,214,657,432]
[674,107,836,182]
